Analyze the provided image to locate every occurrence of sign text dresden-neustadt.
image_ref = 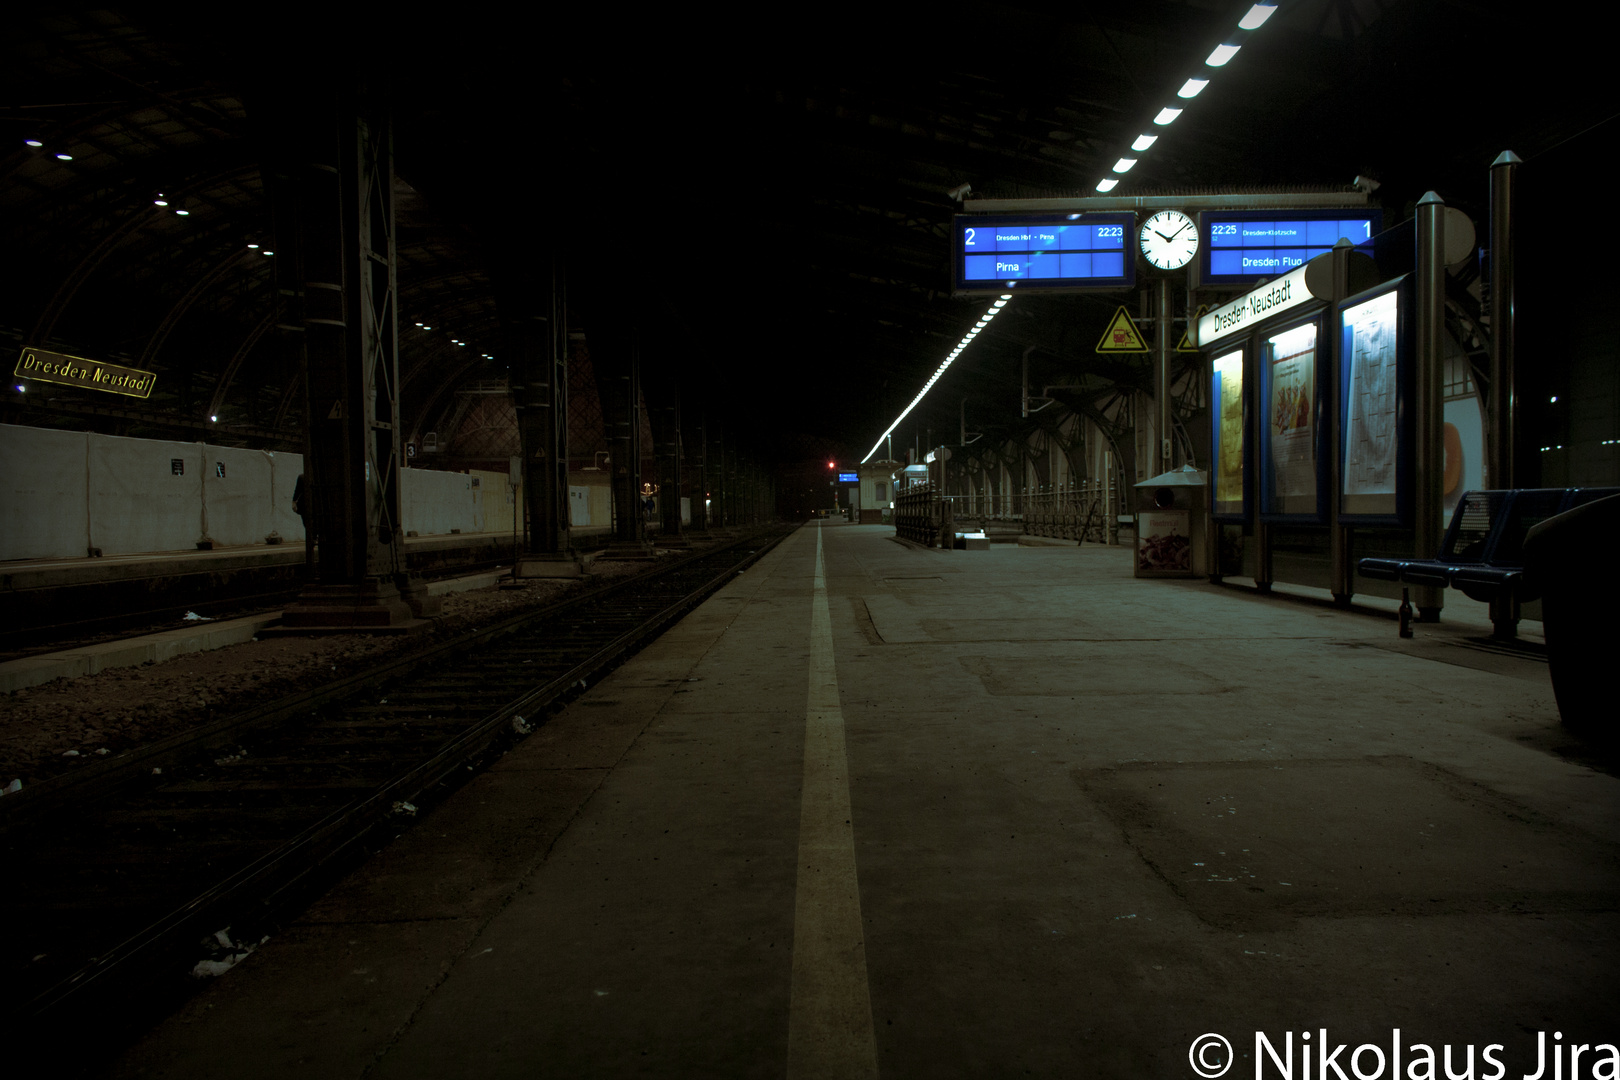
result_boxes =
[14,347,156,400]
[1195,263,1314,349]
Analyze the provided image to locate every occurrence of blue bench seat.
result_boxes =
[1357,487,1620,634]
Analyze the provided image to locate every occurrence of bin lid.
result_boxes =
[1134,464,1206,488]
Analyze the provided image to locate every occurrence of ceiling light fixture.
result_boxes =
[55,153,72,161]
[1239,2,1278,29]
[1089,2,1275,199]
[25,139,43,147]
[861,295,1012,464]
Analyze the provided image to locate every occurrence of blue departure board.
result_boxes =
[955,213,1135,292]
[1201,210,1381,284]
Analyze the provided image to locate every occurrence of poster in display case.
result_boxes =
[1338,275,1413,524]
[1258,315,1328,521]
[1209,346,1249,521]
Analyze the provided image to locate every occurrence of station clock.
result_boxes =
[1139,210,1199,271]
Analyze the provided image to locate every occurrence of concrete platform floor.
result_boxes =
[111,522,1620,1079]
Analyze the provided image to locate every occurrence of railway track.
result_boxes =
[0,527,792,1060]
[0,548,519,663]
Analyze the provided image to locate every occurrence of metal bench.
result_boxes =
[1358,487,1620,637]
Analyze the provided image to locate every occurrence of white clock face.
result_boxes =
[1139,210,1198,270]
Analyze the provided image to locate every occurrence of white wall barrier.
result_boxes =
[0,423,541,563]
[1,425,90,561]
[401,467,472,537]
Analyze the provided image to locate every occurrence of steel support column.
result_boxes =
[1414,192,1448,621]
[654,376,685,544]
[1156,277,1174,474]
[1488,151,1520,489]
[510,256,579,576]
[585,307,647,552]
[690,412,710,535]
[711,425,729,531]
[276,85,430,633]
[1328,238,1354,604]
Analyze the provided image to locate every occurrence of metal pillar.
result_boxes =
[690,412,710,535]
[1414,192,1448,621]
[510,257,579,577]
[1156,277,1174,474]
[710,425,729,532]
[655,379,686,544]
[587,308,648,554]
[277,87,429,633]
[615,360,643,544]
[1328,239,1354,604]
[1488,151,1520,489]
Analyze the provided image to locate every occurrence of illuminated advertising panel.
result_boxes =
[1338,275,1414,524]
[954,213,1136,293]
[1209,346,1248,521]
[1201,209,1380,285]
[1258,316,1328,522]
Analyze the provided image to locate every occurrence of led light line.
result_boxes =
[1093,1,1277,194]
[861,295,1011,464]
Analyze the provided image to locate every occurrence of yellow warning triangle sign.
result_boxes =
[1096,306,1149,353]
[1176,304,1208,353]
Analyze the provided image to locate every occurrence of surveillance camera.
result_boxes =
[1352,175,1381,193]
[947,182,972,202]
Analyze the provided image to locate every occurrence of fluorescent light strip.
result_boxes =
[1239,3,1277,30]
[861,296,1012,464]
[1091,1,1277,194]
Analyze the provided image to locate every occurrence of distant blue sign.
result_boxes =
[955,213,1135,293]
[1202,209,1381,283]
[838,472,859,483]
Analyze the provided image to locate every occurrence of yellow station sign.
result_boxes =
[14,347,157,400]
[1095,306,1149,353]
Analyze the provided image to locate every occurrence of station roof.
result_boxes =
[2,4,1606,463]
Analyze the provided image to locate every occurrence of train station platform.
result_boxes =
[110,522,1620,1079]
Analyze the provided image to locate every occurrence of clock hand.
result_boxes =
[1154,229,1175,242]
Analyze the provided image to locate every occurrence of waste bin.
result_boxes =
[1132,465,1208,578]
[1522,493,1620,741]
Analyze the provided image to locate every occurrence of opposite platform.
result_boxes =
[112,522,1619,1079]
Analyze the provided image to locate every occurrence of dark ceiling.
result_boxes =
[2,2,1608,465]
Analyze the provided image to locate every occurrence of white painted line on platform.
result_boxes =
[787,524,880,1079]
